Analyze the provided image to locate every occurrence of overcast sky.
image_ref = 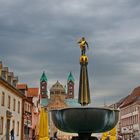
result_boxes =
[0,0,140,106]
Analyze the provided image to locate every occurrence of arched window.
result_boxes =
[18,101,20,113]
[0,117,4,134]
[8,96,11,109]
[13,98,16,111]
[1,92,5,106]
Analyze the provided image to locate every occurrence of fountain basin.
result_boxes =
[51,107,119,134]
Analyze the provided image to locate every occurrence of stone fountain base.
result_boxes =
[51,107,119,140]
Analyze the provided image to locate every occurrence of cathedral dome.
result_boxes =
[50,81,65,94]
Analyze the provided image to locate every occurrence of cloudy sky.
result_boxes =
[0,0,140,106]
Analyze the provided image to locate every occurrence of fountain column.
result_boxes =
[78,55,90,106]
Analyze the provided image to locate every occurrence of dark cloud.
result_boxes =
[0,0,140,106]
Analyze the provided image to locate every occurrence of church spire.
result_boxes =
[40,71,48,82]
[67,72,74,83]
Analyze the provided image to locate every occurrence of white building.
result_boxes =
[0,62,24,140]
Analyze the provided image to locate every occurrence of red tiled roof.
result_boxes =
[27,88,39,97]
[120,86,140,108]
[17,84,28,90]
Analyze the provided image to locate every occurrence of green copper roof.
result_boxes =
[67,72,74,83]
[65,99,80,107]
[40,72,48,82]
[41,98,49,106]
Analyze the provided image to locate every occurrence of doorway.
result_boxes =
[6,118,10,140]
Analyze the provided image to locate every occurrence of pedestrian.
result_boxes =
[10,129,14,140]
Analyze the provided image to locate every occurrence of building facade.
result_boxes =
[0,62,23,140]
[119,86,140,139]
[0,61,38,140]
[22,98,32,140]
[17,84,34,140]
[27,87,39,139]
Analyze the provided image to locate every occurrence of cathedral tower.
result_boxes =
[67,72,74,99]
[40,72,48,105]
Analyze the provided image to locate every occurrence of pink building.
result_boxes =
[119,86,140,139]
[27,88,39,139]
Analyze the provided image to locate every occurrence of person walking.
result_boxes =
[10,129,14,140]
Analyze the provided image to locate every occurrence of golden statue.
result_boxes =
[78,37,90,106]
[78,37,89,55]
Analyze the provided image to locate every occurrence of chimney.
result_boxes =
[13,76,18,87]
[2,67,8,80]
[8,72,14,85]
[0,61,2,77]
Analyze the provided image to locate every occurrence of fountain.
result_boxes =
[51,37,119,140]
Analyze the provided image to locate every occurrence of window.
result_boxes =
[17,121,19,136]
[42,81,46,84]
[1,92,5,106]
[18,101,20,113]
[42,86,45,89]
[28,104,29,112]
[8,96,11,109]
[69,86,72,90]
[30,106,32,113]
[70,91,73,95]
[24,103,27,112]
[28,104,30,112]
[42,91,45,95]
[2,71,6,79]
[0,117,4,134]
[13,99,16,111]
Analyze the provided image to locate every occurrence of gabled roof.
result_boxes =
[40,72,48,82]
[67,72,74,83]
[27,88,39,97]
[120,86,140,108]
[17,84,28,90]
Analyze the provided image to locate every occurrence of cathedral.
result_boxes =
[39,72,76,138]
[39,71,75,109]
